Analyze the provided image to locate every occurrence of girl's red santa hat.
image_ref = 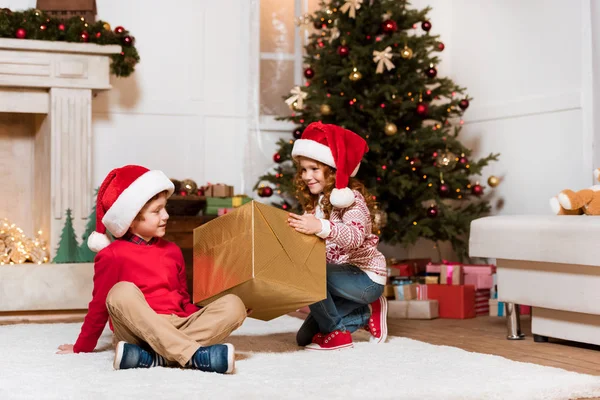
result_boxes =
[87,165,174,252]
[291,122,369,208]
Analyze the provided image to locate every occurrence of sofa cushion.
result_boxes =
[469,215,600,267]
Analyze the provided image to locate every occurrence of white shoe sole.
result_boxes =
[113,341,126,370]
[305,342,354,351]
[369,296,388,344]
[224,343,235,374]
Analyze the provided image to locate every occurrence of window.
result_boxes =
[259,0,321,129]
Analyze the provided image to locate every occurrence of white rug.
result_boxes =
[1,316,600,400]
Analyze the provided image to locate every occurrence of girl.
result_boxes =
[288,122,388,350]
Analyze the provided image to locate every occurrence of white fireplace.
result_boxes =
[0,38,120,313]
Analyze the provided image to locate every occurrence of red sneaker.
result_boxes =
[367,296,388,343]
[305,330,353,351]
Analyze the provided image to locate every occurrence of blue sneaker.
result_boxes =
[113,341,167,370]
[189,343,235,374]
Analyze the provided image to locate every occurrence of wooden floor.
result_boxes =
[4,311,600,378]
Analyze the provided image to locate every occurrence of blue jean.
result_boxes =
[296,263,384,346]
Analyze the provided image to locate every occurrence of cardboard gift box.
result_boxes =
[440,264,463,285]
[425,275,439,285]
[204,183,235,198]
[205,195,252,215]
[393,283,417,300]
[463,264,495,290]
[475,289,491,316]
[388,263,413,278]
[426,284,475,319]
[383,284,395,298]
[388,300,439,320]
[193,201,326,320]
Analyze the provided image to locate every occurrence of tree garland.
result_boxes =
[0,8,139,77]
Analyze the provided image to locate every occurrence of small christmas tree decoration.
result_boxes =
[400,45,413,59]
[416,102,428,116]
[384,122,398,136]
[181,179,198,195]
[340,0,363,19]
[337,44,350,57]
[285,86,307,110]
[293,128,303,139]
[439,182,450,196]
[103,22,111,30]
[373,46,395,73]
[273,152,282,163]
[437,42,445,51]
[421,20,432,31]
[472,183,484,196]
[459,99,470,110]
[436,151,457,171]
[487,175,500,187]
[348,67,362,81]
[115,26,125,34]
[16,28,26,38]
[426,66,437,78]
[52,209,80,263]
[304,67,315,79]
[80,31,89,42]
[258,186,273,198]
[320,104,332,115]
[427,204,439,218]
[381,19,397,33]
[78,188,99,262]
[459,155,468,165]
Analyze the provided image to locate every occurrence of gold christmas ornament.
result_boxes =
[436,151,457,171]
[384,122,398,136]
[320,104,332,115]
[103,22,111,31]
[180,179,198,195]
[373,208,388,231]
[400,45,413,59]
[487,175,500,187]
[349,67,362,81]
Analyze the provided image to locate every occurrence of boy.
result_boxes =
[56,165,246,374]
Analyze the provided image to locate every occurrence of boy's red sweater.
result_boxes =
[73,239,199,353]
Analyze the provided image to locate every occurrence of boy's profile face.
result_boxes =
[130,192,169,241]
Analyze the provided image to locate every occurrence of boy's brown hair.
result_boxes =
[134,190,169,221]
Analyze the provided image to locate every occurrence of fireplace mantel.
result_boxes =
[0,38,121,260]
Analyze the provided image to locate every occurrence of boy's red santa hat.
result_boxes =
[291,122,369,208]
[87,165,174,252]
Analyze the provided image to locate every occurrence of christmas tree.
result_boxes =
[78,188,99,262]
[254,0,499,260]
[52,208,80,263]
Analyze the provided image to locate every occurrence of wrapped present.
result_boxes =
[388,263,413,278]
[425,263,441,274]
[426,284,475,319]
[193,201,326,321]
[383,284,395,298]
[463,264,495,290]
[440,263,463,285]
[204,183,235,198]
[393,283,417,300]
[205,195,252,215]
[425,276,439,285]
[388,300,439,320]
[475,289,491,316]
[415,284,428,300]
[521,305,531,315]
[489,300,531,317]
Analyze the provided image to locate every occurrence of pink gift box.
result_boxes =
[426,263,442,274]
[464,274,494,290]
[462,264,496,274]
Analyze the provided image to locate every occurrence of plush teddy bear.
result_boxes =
[550,168,600,215]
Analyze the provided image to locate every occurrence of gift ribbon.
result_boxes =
[285,86,307,109]
[373,46,395,74]
[232,196,244,207]
[340,0,363,19]
[445,264,454,285]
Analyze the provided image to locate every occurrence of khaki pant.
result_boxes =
[106,281,246,366]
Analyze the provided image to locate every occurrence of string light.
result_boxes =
[0,219,49,265]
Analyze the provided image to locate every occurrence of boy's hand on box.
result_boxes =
[288,213,322,235]
[56,344,74,354]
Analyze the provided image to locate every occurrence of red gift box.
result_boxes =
[426,284,475,319]
[389,263,414,277]
[475,289,491,316]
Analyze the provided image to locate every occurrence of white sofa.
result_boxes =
[469,215,600,345]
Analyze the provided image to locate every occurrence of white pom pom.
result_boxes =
[87,231,111,252]
[330,188,355,208]
[549,197,562,215]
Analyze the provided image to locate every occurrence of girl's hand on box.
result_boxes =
[288,213,322,235]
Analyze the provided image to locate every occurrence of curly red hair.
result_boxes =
[294,156,376,220]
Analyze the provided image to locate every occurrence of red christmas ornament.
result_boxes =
[259,186,274,198]
[472,184,484,196]
[459,156,468,165]
[15,28,26,39]
[115,26,125,34]
[421,21,432,31]
[439,183,450,196]
[427,205,439,218]
[282,202,290,210]
[95,32,102,38]
[459,99,470,110]
[426,67,437,78]
[304,67,315,79]
[40,25,47,31]
[58,24,65,31]
[337,45,350,57]
[273,153,282,163]
[80,31,89,42]
[123,35,133,46]
[313,19,325,29]
[416,102,429,116]
[437,42,445,51]
[293,128,303,139]
[381,20,398,34]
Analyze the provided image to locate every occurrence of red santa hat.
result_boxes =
[291,122,369,208]
[87,165,175,252]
